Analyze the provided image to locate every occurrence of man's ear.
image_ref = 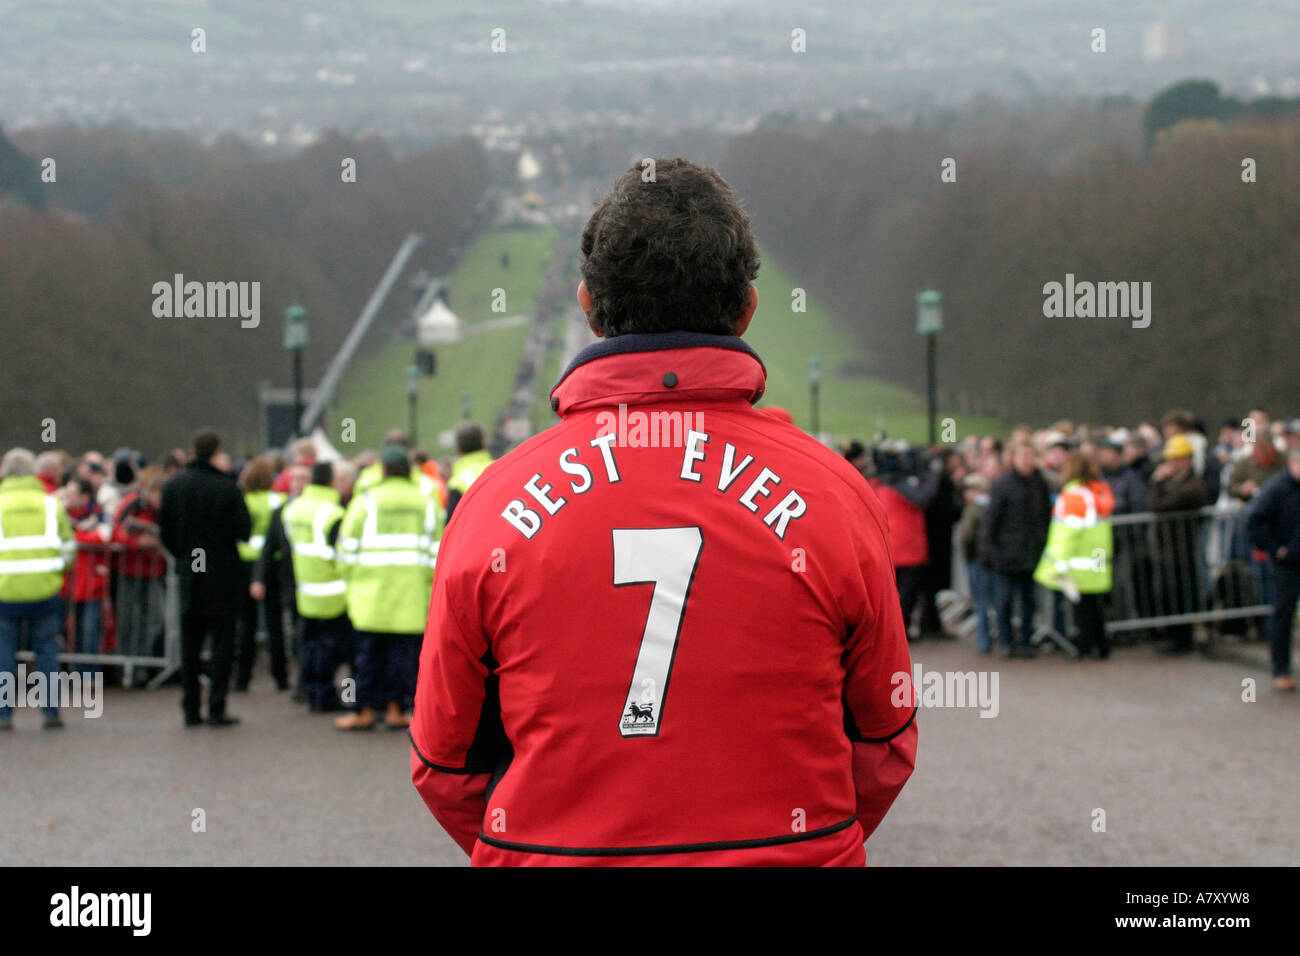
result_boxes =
[577,280,602,338]
[733,285,759,337]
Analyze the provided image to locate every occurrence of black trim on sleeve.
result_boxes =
[445,488,463,524]
[408,729,493,775]
[476,815,858,858]
[408,650,509,776]
[464,650,509,769]
[846,704,917,745]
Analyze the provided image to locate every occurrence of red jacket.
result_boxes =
[66,504,111,602]
[112,492,167,579]
[868,480,930,568]
[410,333,917,866]
[272,459,314,494]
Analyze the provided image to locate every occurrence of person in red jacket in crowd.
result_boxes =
[410,158,917,866]
[112,468,168,682]
[272,438,316,494]
[62,477,112,675]
[34,451,64,494]
[866,448,939,641]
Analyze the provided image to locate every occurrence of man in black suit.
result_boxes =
[159,429,251,727]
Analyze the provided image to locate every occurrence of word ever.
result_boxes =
[0,664,103,718]
[1042,273,1151,329]
[152,273,260,328]
[50,886,151,936]
[594,404,704,448]
[891,663,999,718]
[501,430,807,541]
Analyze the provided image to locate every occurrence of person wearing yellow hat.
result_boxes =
[1148,433,1206,654]
[1159,434,1196,463]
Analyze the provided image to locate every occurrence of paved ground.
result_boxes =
[870,639,1299,866]
[1,683,462,867]
[3,639,1296,866]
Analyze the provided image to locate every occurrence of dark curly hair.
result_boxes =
[579,158,761,337]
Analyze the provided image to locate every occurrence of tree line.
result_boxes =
[0,127,489,455]
[721,82,1300,430]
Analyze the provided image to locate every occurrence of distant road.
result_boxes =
[561,304,597,370]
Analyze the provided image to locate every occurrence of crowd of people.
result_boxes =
[3,401,1299,732]
[0,423,494,729]
[843,407,1300,692]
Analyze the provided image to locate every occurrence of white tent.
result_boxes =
[308,425,343,463]
[416,297,465,344]
[517,148,542,181]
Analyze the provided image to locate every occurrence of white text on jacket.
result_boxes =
[500,430,807,540]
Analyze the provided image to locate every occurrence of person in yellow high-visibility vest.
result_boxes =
[0,448,74,730]
[235,456,287,691]
[335,445,441,730]
[1034,451,1115,659]
[357,428,442,504]
[445,422,493,523]
[279,462,351,712]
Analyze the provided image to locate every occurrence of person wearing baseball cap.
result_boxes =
[1282,419,1300,454]
[1148,433,1205,654]
[335,443,441,731]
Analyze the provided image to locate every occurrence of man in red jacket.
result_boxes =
[410,158,917,866]
[867,449,939,640]
[63,477,111,675]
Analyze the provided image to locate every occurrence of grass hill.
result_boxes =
[333,227,1000,454]
[332,226,556,452]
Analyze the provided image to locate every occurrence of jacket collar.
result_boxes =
[301,484,340,505]
[0,475,45,494]
[549,332,767,416]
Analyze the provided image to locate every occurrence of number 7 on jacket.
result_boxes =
[612,527,704,738]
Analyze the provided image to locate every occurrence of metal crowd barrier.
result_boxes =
[1106,503,1271,633]
[14,541,181,689]
[943,501,1273,650]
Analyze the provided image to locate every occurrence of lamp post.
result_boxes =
[283,304,309,438]
[916,290,943,447]
[405,364,420,447]
[807,356,821,437]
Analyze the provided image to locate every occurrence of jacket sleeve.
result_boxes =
[337,500,361,581]
[890,473,939,510]
[253,508,284,586]
[1150,475,1203,512]
[1245,483,1278,554]
[842,499,918,841]
[409,526,505,857]
[232,488,252,546]
[957,503,979,556]
[114,499,144,552]
[1126,471,1149,514]
[156,490,176,556]
[56,502,76,568]
[1228,460,1254,500]
[978,483,1004,563]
